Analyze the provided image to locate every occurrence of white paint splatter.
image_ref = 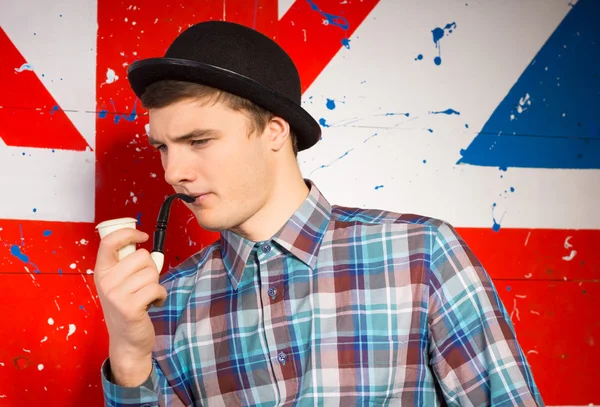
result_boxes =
[530,310,541,316]
[54,299,60,311]
[86,269,94,275]
[15,63,34,73]
[527,350,539,356]
[23,348,31,353]
[144,123,150,135]
[70,263,77,269]
[48,318,54,325]
[0,362,5,366]
[24,266,39,287]
[524,273,532,279]
[154,18,158,24]
[132,21,137,25]
[511,93,532,120]
[510,298,520,322]
[515,294,527,299]
[103,68,119,87]
[80,274,98,307]
[66,324,76,340]
[562,236,577,261]
[150,173,157,178]
[41,336,48,343]
[562,250,577,261]
[80,239,89,245]
[38,364,44,371]
[564,236,573,249]
[524,231,531,246]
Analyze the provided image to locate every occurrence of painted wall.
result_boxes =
[0,0,598,405]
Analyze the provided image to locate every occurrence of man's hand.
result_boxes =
[93,228,167,387]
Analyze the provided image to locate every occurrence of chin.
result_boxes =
[193,212,229,232]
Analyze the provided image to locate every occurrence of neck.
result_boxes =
[231,158,309,242]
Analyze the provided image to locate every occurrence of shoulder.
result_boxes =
[330,204,452,235]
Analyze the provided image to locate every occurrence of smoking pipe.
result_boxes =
[96,193,195,273]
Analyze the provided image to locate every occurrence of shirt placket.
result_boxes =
[255,241,299,406]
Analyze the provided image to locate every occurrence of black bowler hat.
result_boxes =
[127,21,321,151]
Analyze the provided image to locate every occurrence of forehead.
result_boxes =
[146,99,249,139]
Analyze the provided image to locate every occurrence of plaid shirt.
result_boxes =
[101,180,543,407]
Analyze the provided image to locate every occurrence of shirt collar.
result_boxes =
[220,179,332,289]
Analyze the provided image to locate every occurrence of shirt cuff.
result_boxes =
[101,358,159,407]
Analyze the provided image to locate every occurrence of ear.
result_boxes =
[264,116,290,152]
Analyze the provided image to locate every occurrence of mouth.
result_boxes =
[189,192,211,206]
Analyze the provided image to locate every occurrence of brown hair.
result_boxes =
[140,80,298,156]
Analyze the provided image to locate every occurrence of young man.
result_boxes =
[94,21,544,406]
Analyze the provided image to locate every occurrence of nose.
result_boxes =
[163,149,196,187]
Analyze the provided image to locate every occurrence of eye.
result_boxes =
[155,144,167,152]
[191,139,210,147]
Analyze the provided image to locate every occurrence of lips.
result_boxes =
[189,192,210,205]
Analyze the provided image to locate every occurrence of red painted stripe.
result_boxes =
[278,0,380,93]
[0,27,91,151]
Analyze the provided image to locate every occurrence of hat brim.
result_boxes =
[128,58,321,152]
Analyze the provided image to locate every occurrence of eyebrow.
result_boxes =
[147,129,218,147]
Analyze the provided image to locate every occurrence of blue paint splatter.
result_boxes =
[458,0,600,170]
[384,112,410,117]
[79,305,88,314]
[506,286,511,291]
[491,202,504,232]
[414,54,424,61]
[326,98,336,110]
[58,268,63,275]
[98,109,108,119]
[427,128,434,133]
[49,105,59,115]
[306,0,349,30]
[10,245,40,273]
[309,148,354,176]
[465,124,469,128]
[423,159,427,163]
[431,22,456,65]
[110,98,138,124]
[363,132,378,143]
[32,208,37,213]
[374,185,384,190]
[319,118,331,127]
[431,109,460,115]
[341,38,351,49]
[43,230,52,237]
[135,212,142,225]
[510,187,515,192]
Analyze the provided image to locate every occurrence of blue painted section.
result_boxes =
[459,0,600,169]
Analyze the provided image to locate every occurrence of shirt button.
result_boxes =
[262,244,271,253]
[268,286,277,299]
[277,351,287,365]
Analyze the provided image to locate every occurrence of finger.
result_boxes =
[117,266,159,296]
[95,228,149,273]
[98,249,156,291]
[133,283,168,311]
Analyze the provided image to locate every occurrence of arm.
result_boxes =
[101,358,161,407]
[427,222,544,406]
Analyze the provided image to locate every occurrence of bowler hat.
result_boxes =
[127,21,321,151]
